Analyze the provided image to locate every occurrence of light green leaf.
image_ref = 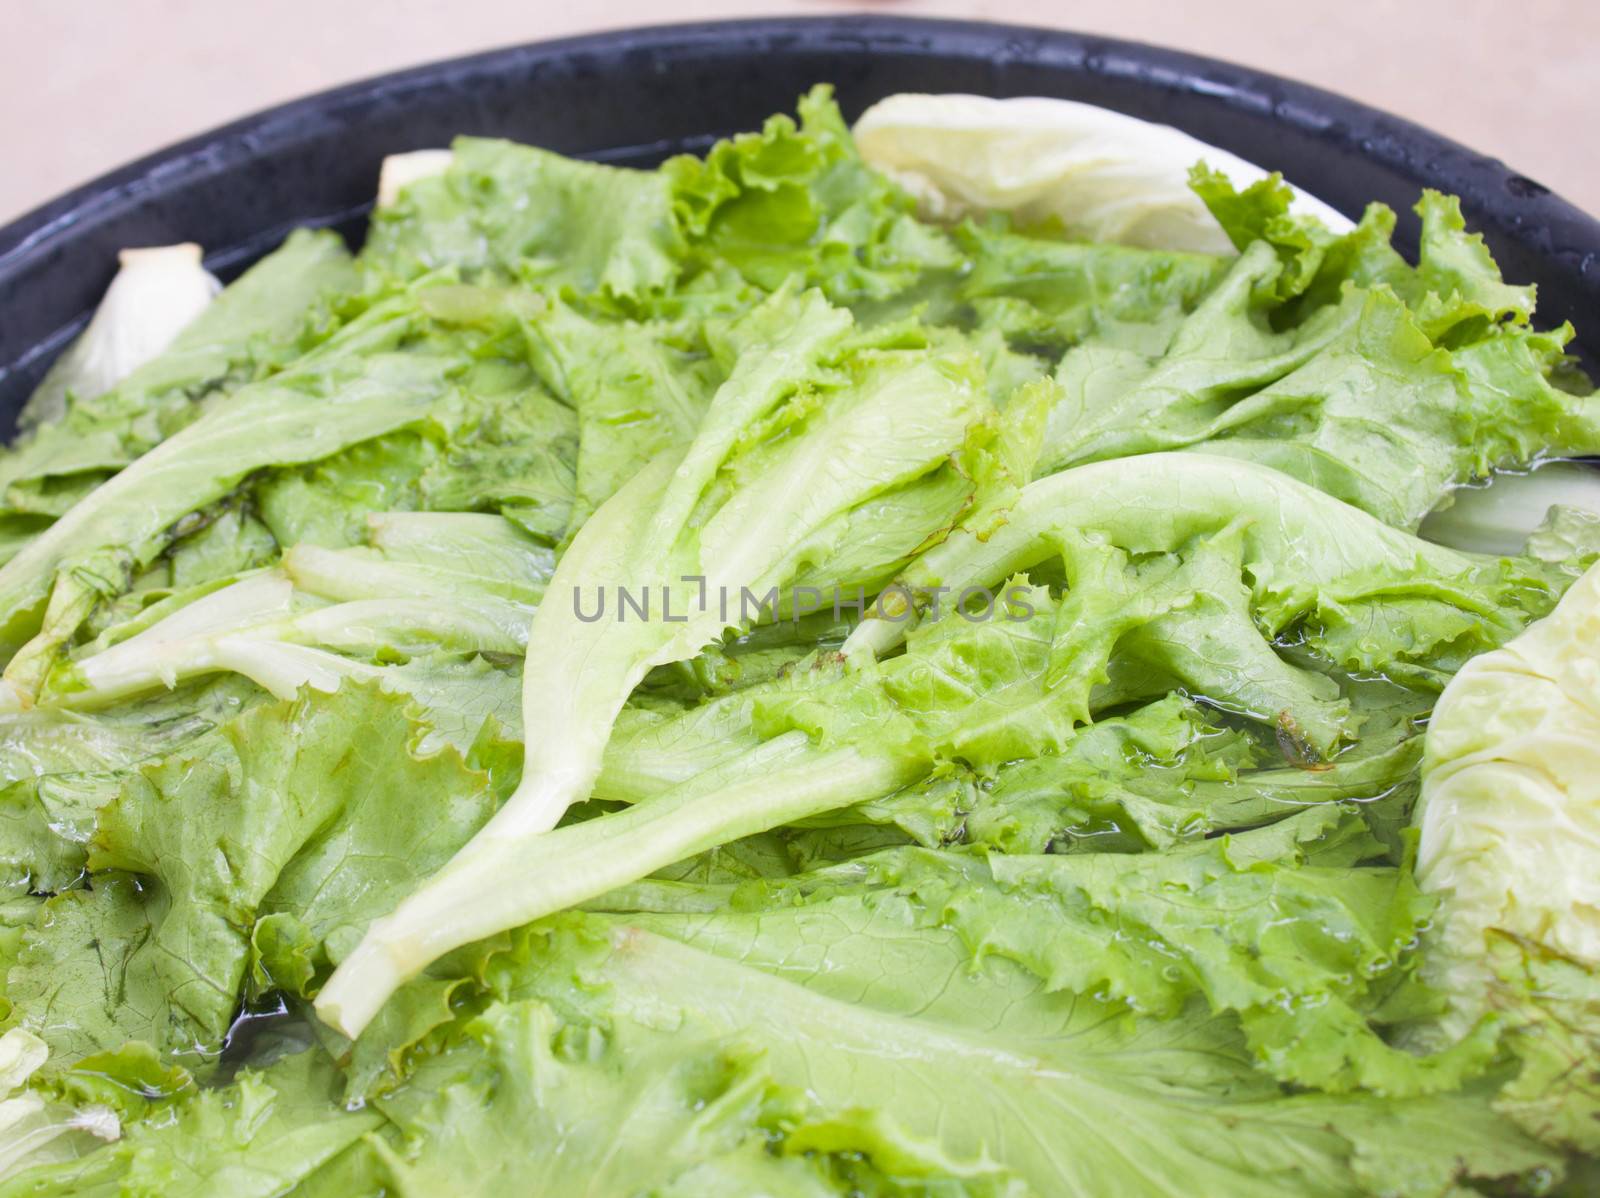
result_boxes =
[368,999,1023,1197]
[5,683,496,1066]
[364,137,684,301]
[318,287,991,1036]
[0,351,458,690]
[1,229,358,513]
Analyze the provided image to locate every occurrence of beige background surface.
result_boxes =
[5,0,1597,224]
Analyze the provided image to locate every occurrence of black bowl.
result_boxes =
[3,15,1597,433]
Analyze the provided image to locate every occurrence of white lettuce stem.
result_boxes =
[65,595,528,707]
[315,739,921,1038]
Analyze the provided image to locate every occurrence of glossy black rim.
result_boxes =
[3,15,1596,424]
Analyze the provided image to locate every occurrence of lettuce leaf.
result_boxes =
[366,999,1026,1197]
[0,1049,380,1198]
[1040,254,1600,528]
[451,909,1557,1196]
[847,453,1563,734]
[522,301,718,526]
[363,138,684,302]
[782,811,1494,1096]
[4,683,495,1068]
[665,84,964,307]
[0,230,358,524]
[316,285,994,1036]
[0,349,460,693]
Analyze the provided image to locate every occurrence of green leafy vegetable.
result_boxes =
[1,84,1597,1195]
[5,683,495,1068]
[317,284,994,1035]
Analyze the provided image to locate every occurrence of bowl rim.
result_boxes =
[2,14,1597,386]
